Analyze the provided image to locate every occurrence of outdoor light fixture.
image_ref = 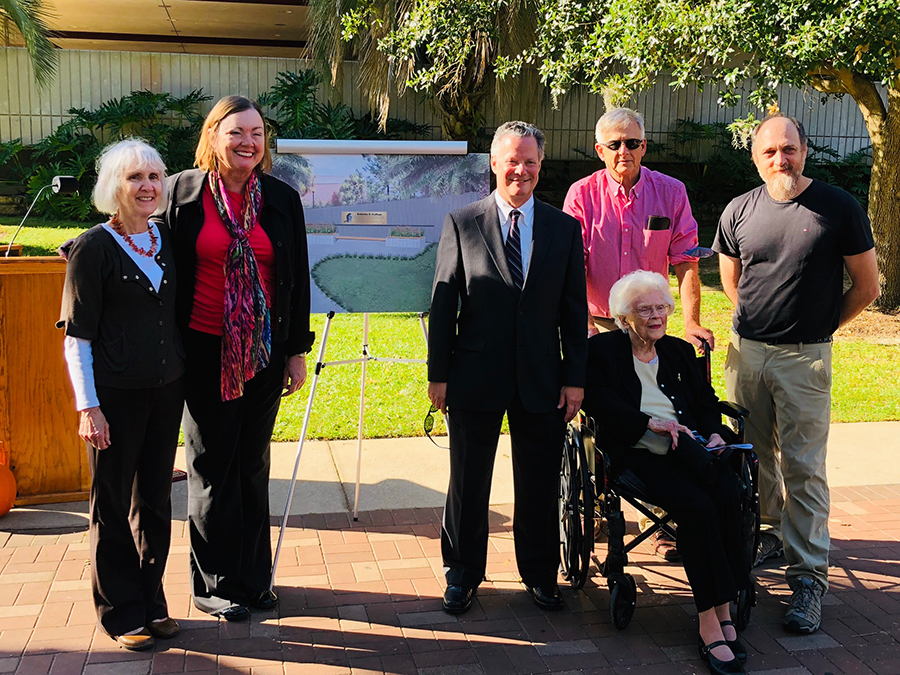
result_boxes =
[4,176,79,258]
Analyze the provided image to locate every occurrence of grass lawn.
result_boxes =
[311,244,436,312]
[0,216,89,256]
[5,216,897,440]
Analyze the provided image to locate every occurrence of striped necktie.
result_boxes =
[505,209,524,290]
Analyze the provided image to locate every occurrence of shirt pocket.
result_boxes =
[642,228,671,258]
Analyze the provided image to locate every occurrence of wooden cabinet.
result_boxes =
[0,257,89,505]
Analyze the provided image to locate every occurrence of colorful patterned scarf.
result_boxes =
[207,170,272,401]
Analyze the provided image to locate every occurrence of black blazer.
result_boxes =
[163,169,314,357]
[58,223,185,389]
[581,331,725,452]
[428,193,588,413]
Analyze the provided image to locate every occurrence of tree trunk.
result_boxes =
[867,82,900,312]
[435,90,486,142]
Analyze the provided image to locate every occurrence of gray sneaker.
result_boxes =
[783,576,824,633]
[754,532,784,567]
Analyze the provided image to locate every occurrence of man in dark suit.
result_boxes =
[428,121,588,614]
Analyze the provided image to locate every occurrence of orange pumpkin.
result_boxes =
[0,464,16,517]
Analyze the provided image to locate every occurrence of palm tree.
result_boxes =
[1,0,58,86]
[308,0,540,142]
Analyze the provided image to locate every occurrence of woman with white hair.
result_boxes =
[582,270,750,675]
[58,138,184,651]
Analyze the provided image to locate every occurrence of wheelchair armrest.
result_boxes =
[718,400,750,420]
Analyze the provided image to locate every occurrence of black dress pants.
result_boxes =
[442,390,565,589]
[89,377,184,636]
[617,441,750,612]
[182,329,285,614]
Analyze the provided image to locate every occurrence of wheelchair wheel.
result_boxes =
[559,423,594,590]
[608,573,636,629]
[736,579,756,631]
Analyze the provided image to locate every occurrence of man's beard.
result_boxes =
[760,163,804,201]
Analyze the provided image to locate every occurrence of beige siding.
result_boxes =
[0,47,878,159]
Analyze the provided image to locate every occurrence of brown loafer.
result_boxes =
[147,617,180,639]
[115,628,155,651]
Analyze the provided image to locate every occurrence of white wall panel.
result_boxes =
[0,47,879,160]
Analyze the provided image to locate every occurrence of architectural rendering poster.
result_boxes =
[271,151,490,313]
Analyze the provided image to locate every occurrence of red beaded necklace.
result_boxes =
[109,214,159,258]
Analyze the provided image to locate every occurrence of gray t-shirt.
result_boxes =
[713,179,874,343]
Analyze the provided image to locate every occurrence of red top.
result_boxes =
[189,186,277,335]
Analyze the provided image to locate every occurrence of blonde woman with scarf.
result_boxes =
[165,96,314,621]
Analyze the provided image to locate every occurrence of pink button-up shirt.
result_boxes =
[563,167,699,318]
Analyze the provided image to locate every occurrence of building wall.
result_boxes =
[0,47,878,159]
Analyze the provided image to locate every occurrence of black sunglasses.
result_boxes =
[424,404,448,449]
[600,138,643,151]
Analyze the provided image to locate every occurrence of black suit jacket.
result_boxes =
[581,331,726,452]
[428,193,587,413]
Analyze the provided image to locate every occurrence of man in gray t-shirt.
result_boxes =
[713,114,878,635]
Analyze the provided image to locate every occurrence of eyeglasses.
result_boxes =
[424,404,448,449]
[600,138,643,151]
[635,304,670,318]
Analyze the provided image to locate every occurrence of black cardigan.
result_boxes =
[57,223,185,389]
[163,169,315,357]
[581,330,726,452]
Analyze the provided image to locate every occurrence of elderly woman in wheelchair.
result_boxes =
[581,270,750,675]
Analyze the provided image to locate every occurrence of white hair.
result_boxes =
[608,270,675,330]
[93,138,167,215]
[595,108,645,145]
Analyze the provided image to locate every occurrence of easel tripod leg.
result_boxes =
[269,311,335,590]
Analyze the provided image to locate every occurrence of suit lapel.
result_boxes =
[475,196,518,293]
[521,200,551,300]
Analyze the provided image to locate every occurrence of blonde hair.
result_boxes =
[195,95,272,174]
[608,270,675,331]
[93,138,167,216]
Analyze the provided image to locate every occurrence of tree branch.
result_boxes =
[809,66,887,143]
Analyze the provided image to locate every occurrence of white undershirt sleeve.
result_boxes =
[64,335,99,411]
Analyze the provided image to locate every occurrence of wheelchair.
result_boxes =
[558,341,760,630]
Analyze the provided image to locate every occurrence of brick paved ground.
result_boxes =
[1,484,899,675]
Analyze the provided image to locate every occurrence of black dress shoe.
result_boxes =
[442,585,475,614]
[698,637,746,674]
[213,605,250,622]
[250,589,278,610]
[525,584,564,610]
[720,620,747,663]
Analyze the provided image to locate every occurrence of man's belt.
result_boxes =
[764,335,833,346]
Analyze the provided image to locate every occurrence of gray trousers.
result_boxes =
[724,332,832,591]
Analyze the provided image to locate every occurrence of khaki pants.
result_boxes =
[591,316,620,334]
[724,332,832,591]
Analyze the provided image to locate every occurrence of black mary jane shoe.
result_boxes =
[525,584,565,610]
[698,637,746,674]
[250,589,279,611]
[720,620,747,663]
[442,585,476,614]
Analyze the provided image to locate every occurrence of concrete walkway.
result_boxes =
[6,422,899,530]
[0,422,898,674]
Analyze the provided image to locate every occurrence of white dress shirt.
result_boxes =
[494,192,535,281]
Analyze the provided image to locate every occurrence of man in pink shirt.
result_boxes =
[564,108,714,348]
